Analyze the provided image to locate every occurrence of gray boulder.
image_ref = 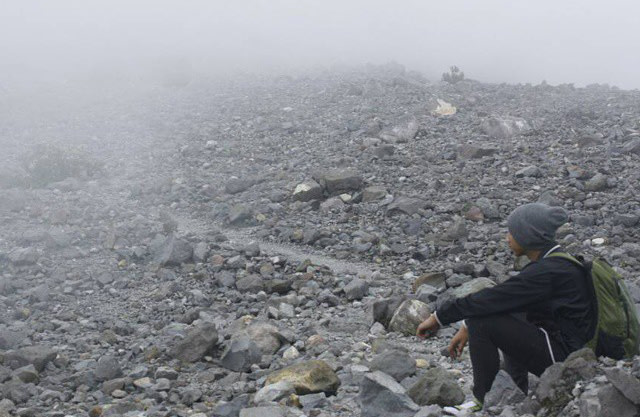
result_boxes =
[579,384,639,417]
[359,371,420,417]
[604,367,640,405]
[344,278,369,300]
[8,248,39,266]
[239,406,288,417]
[314,169,363,196]
[95,355,122,382]
[414,405,444,417]
[363,186,387,202]
[225,178,255,194]
[253,381,296,404]
[585,173,609,192]
[220,336,263,372]
[2,346,57,372]
[388,299,431,336]
[228,205,255,226]
[481,116,531,138]
[170,323,218,362]
[515,165,541,178]
[535,348,597,416]
[484,370,526,409]
[407,367,465,407]
[372,297,404,328]
[292,180,323,202]
[386,197,429,216]
[452,278,496,298]
[369,350,416,382]
[413,272,446,291]
[154,234,193,266]
[621,138,640,155]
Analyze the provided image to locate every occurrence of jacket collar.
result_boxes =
[541,242,561,259]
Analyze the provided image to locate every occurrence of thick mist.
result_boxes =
[1,0,639,89]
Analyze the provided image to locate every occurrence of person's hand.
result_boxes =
[448,325,469,360]
[416,314,440,339]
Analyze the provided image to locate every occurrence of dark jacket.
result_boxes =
[436,244,597,352]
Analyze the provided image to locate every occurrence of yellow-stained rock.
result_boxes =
[415,358,429,368]
[265,360,340,395]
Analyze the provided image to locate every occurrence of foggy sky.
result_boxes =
[1,0,639,89]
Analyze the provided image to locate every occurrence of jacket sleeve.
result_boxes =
[436,262,554,326]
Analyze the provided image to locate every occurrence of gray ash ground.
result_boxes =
[1,65,640,417]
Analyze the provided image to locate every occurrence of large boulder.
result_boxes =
[388,299,431,336]
[343,278,369,300]
[371,297,404,328]
[359,371,420,417]
[535,348,598,416]
[603,367,640,406]
[483,370,526,409]
[378,119,419,143]
[220,336,262,372]
[407,367,465,407]
[578,384,639,417]
[369,349,416,382]
[2,346,57,372]
[170,323,218,362]
[265,360,340,395]
[95,355,123,382]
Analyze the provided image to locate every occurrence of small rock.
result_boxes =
[344,278,369,300]
[584,173,609,192]
[253,381,296,404]
[133,377,153,389]
[363,186,387,202]
[293,180,323,202]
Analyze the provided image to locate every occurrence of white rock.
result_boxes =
[283,346,300,360]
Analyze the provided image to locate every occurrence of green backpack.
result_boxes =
[549,252,640,359]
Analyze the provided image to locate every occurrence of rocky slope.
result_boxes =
[1,65,639,417]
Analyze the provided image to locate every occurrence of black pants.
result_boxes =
[466,314,569,403]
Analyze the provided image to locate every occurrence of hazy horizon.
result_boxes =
[1,1,639,90]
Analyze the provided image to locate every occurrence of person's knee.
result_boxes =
[467,314,512,336]
[466,315,495,334]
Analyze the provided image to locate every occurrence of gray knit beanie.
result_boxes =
[507,203,568,250]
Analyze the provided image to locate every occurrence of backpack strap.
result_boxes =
[547,251,584,267]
